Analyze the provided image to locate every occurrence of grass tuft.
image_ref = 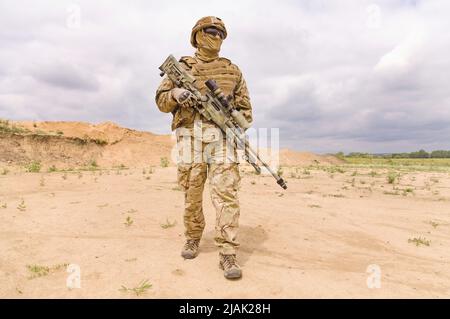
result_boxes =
[408,237,430,247]
[160,218,177,229]
[120,279,152,296]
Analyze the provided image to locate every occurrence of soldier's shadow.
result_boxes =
[202,224,269,266]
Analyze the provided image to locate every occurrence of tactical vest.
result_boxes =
[171,56,241,130]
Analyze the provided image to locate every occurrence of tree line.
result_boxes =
[337,150,450,159]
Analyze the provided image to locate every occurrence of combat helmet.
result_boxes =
[190,16,228,48]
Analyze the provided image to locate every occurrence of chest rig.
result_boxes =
[173,56,241,129]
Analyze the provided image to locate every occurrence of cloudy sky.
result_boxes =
[1,0,449,153]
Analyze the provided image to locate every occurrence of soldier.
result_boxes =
[155,16,252,280]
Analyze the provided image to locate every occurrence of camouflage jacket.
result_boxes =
[155,56,252,131]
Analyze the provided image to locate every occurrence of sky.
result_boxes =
[0,0,449,153]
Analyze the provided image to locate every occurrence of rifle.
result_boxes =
[159,54,287,190]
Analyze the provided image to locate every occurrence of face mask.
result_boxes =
[195,30,223,62]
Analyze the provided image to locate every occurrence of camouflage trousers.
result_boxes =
[176,124,241,255]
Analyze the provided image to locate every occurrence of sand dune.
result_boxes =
[1,120,342,169]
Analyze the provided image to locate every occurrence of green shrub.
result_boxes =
[0,119,30,134]
[160,157,169,168]
[48,165,57,172]
[26,161,41,173]
[387,172,397,184]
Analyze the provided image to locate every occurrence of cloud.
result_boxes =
[374,26,425,74]
[0,0,449,153]
[29,62,100,91]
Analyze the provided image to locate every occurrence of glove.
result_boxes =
[171,88,197,108]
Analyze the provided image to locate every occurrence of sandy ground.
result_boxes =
[1,165,450,298]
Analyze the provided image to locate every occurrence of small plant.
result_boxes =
[351,171,358,176]
[403,188,414,196]
[387,172,397,184]
[1,203,7,209]
[408,237,430,247]
[0,119,30,134]
[89,160,98,168]
[430,177,439,184]
[250,180,256,185]
[308,204,321,208]
[369,171,377,177]
[114,163,127,170]
[277,166,283,177]
[124,216,134,227]
[148,167,154,174]
[26,265,49,279]
[171,185,182,191]
[26,161,41,173]
[48,165,57,173]
[56,131,64,135]
[335,167,345,174]
[329,194,345,198]
[26,263,68,279]
[17,199,26,211]
[428,221,439,228]
[303,169,310,175]
[160,218,177,229]
[120,279,152,296]
[383,191,400,196]
[92,138,108,146]
[160,157,169,168]
[1,168,9,175]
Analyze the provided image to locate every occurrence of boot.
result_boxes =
[219,253,242,279]
[181,239,200,259]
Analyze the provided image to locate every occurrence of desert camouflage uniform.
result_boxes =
[155,55,252,255]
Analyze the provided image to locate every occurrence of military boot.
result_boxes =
[181,239,200,259]
[219,253,242,279]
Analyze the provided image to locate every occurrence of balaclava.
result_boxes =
[195,30,222,62]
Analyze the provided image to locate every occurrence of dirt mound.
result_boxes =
[1,120,343,169]
[0,133,104,168]
[279,148,344,166]
[15,120,153,144]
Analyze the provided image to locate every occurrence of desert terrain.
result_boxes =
[1,120,450,298]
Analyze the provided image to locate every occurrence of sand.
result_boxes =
[1,164,449,298]
[1,121,343,169]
